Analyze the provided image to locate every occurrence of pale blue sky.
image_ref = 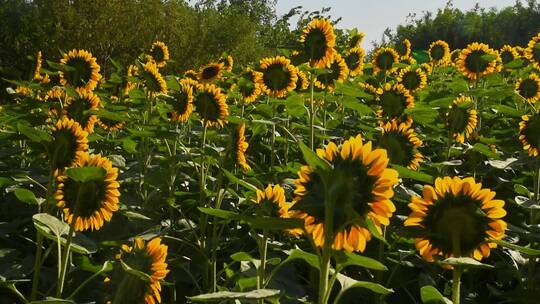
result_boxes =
[276,0,517,49]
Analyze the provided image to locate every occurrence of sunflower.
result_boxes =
[450,49,461,64]
[516,73,540,104]
[446,96,477,144]
[124,64,138,97]
[400,56,417,65]
[295,69,309,92]
[168,78,194,123]
[348,31,365,48]
[259,56,297,98]
[519,112,540,157]
[456,43,500,81]
[50,117,88,170]
[98,118,125,133]
[419,63,433,76]
[219,55,234,72]
[376,83,415,123]
[515,46,526,57]
[63,88,101,133]
[34,51,50,84]
[238,68,263,103]
[183,69,198,80]
[300,18,336,68]
[371,47,399,74]
[378,119,423,170]
[233,123,250,172]
[428,40,450,65]
[344,47,365,77]
[59,49,102,91]
[500,45,519,65]
[116,237,169,304]
[55,153,120,231]
[194,83,228,128]
[149,41,170,68]
[142,61,167,94]
[405,176,507,262]
[396,39,412,58]
[289,135,399,252]
[254,184,289,217]
[525,33,540,70]
[314,53,348,91]
[198,62,224,83]
[15,86,32,96]
[44,87,66,102]
[396,67,427,93]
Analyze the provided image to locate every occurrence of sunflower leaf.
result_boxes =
[222,168,258,192]
[188,289,281,302]
[14,188,38,205]
[198,207,241,221]
[332,273,393,303]
[472,143,499,159]
[420,285,452,304]
[119,259,152,282]
[298,141,331,171]
[440,257,494,269]
[391,165,434,183]
[333,251,388,271]
[17,123,52,143]
[492,239,540,256]
[244,217,304,230]
[66,167,107,183]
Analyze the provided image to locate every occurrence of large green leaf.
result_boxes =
[188,289,281,302]
[420,285,452,304]
[66,167,107,183]
[391,165,434,183]
[14,188,38,205]
[333,251,388,271]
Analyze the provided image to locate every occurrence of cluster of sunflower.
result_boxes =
[4,15,540,304]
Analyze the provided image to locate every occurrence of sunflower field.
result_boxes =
[1,17,540,304]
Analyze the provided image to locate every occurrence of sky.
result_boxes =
[276,0,517,49]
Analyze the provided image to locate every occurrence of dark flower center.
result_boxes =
[447,105,470,133]
[195,92,220,121]
[518,79,539,98]
[464,50,490,73]
[263,64,291,91]
[375,51,395,71]
[62,174,106,218]
[523,114,540,149]
[378,132,414,167]
[64,57,93,87]
[401,71,421,91]
[201,66,220,80]
[422,193,489,256]
[430,45,446,61]
[51,129,78,170]
[303,28,327,61]
[380,90,407,118]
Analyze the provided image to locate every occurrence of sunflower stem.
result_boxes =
[257,231,268,304]
[319,180,335,304]
[452,266,464,304]
[198,123,209,290]
[451,230,463,304]
[31,162,57,300]
[309,72,316,150]
[56,220,75,297]
[528,158,540,290]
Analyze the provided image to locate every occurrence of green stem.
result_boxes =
[56,221,75,297]
[30,234,44,300]
[258,232,268,289]
[309,73,315,150]
[451,230,463,304]
[318,247,331,304]
[319,182,334,304]
[67,268,106,300]
[452,266,463,304]
[528,159,540,290]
